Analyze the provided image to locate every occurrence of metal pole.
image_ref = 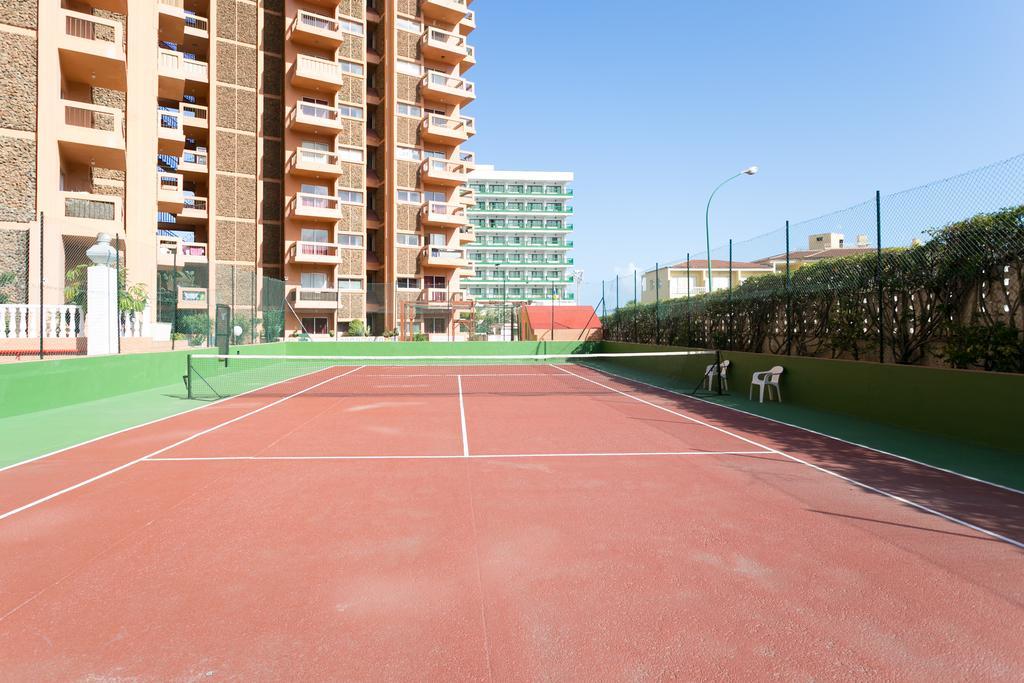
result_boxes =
[785,220,792,356]
[550,286,555,344]
[728,239,733,351]
[876,190,884,364]
[654,262,660,345]
[171,248,178,351]
[502,270,507,342]
[38,211,44,360]
[601,280,606,318]
[115,233,121,354]
[615,275,619,313]
[686,253,691,347]
[633,269,638,343]
[705,172,742,300]
[251,270,256,344]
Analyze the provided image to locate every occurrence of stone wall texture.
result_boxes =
[340,248,363,276]
[396,247,418,275]
[397,204,418,232]
[397,31,418,60]
[0,0,37,29]
[0,33,37,132]
[397,117,418,146]
[338,0,364,20]
[339,75,364,105]
[397,160,418,188]
[0,138,36,222]
[397,74,420,103]
[0,227,29,303]
[338,34,364,62]
[397,0,417,17]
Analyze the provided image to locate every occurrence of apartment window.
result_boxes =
[470,183,486,192]
[424,318,446,334]
[397,103,422,117]
[397,190,422,204]
[528,203,543,211]
[396,60,423,77]
[546,220,561,228]
[509,236,521,245]
[488,219,504,228]
[337,190,363,204]
[547,185,562,193]
[302,317,329,334]
[508,270,523,278]
[397,277,420,289]
[397,233,421,246]
[428,233,446,246]
[338,147,364,163]
[489,202,505,210]
[489,184,505,193]
[338,60,364,77]
[336,233,364,247]
[531,288,544,296]
[396,17,422,33]
[528,220,543,228]
[424,275,446,288]
[301,272,329,289]
[339,19,364,36]
[531,271,543,279]
[528,185,543,193]
[338,105,364,120]
[301,228,329,242]
[396,146,422,161]
[507,202,523,211]
[423,150,445,160]
[301,183,329,196]
[337,278,363,291]
[424,191,446,203]
[300,140,330,152]
[546,204,563,212]
[509,185,524,193]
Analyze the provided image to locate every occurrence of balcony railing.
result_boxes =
[180,103,209,129]
[292,148,342,176]
[158,108,183,134]
[295,288,340,308]
[421,113,471,143]
[179,149,209,173]
[62,192,120,223]
[293,54,344,90]
[422,201,468,226]
[290,241,343,264]
[183,57,209,83]
[421,27,468,61]
[63,9,123,52]
[292,9,344,48]
[157,236,208,266]
[422,246,469,267]
[63,101,124,136]
[293,192,342,220]
[421,158,470,185]
[421,0,468,24]
[421,71,476,104]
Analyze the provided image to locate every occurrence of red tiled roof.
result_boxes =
[656,259,773,271]
[757,247,873,263]
[522,305,603,331]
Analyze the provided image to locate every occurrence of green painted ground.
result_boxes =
[593,362,1024,492]
[0,382,204,469]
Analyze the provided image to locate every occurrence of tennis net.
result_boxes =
[185,350,724,400]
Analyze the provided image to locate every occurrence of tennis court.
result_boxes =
[0,351,1021,679]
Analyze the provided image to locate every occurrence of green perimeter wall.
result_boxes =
[0,343,287,419]
[600,341,1022,453]
[0,341,594,419]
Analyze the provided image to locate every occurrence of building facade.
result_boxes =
[0,0,477,342]
[464,167,575,306]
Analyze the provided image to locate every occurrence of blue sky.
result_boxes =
[465,0,1024,303]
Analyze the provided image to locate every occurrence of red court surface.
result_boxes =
[1,363,1022,680]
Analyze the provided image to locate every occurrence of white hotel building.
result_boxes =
[463,166,576,304]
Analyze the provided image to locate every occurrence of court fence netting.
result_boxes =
[185,350,724,401]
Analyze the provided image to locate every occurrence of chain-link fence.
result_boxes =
[598,154,1024,372]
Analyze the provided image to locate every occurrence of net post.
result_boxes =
[716,350,723,396]
[186,354,194,400]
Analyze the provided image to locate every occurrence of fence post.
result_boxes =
[654,262,660,345]
[686,253,691,347]
[876,190,884,364]
[38,211,44,360]
[502,270,507,342]
[633,270,638,343]
[728,239,733,351]
[115,233,122,354]
[785,221,792,356]
[601,280,606,318]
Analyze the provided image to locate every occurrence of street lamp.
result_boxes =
[704,166,758,293]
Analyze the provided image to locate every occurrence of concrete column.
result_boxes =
[86,263,117,355]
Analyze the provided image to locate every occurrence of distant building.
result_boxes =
[464,167,576,305]
[641,233,873,302]
[520,305,602,342]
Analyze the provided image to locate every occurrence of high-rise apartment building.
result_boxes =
[464,167,575,306]
[0,0,476,341]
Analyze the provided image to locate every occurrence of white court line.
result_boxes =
[144,450,775,462]
[0,366,365,522]
[0,362,345,476]
[584,363,1024,497]
[553,364,1024,550]
[457,375,470,457]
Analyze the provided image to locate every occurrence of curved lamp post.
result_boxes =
[704,166,758,292]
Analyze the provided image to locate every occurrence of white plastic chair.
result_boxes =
[750,366,784,403]
[703,360,731,392]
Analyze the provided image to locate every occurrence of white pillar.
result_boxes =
[86,264,118,355]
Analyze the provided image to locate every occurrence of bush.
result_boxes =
[347,319,367,337]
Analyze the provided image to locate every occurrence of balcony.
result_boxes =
[157,108,185,156]
[460,9,476,34]
[456,225,475,244]
[458,150,476,168]
[291,10,344,49]
[59,192,122,236]
[180,103,209,131]
[184,57,209,84]
[420,113,472,145]
[289,241,343,265]
[58,9,126,91]
[290,148,342,179]
[157,172,185,213]
[157,236,209,266]
[158,0,186,41]
[58,101,125,171]
[421,71,476,106]
[462,45,476,71]
[420,158,470,186]
[178,149,209,178]
[292,54,343,92]
[177,287,209,310]
[292,192,342,221]
[421,246,471,269]
[421,27,469,64]
[294,288,340,310]
[290,101,345,134]
[179,196,209,224]
[158,49,185,99]
[421,201,468,228]
[456,186,476,205]
[421,0,468,25]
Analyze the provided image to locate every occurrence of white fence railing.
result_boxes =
[0,305,83,339]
